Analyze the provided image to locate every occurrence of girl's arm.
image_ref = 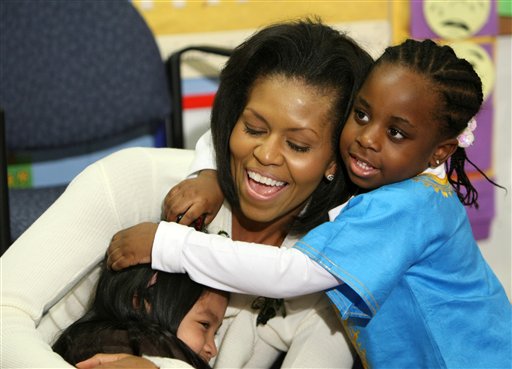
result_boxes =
[0,147,194,368]
[162,130,224,225]
[151,222,340,298]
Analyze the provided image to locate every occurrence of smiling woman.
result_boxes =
[0,18,373,369]
[106,18,373,369]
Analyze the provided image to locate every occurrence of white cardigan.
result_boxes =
[1,132,353,368]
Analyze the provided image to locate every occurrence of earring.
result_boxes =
[436,159,440,165]
[326,174,335,182]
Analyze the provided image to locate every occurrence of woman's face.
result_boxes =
[176,290,228,363]
[229,75,337,224]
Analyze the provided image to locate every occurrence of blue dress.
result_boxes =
[295,173,511,368]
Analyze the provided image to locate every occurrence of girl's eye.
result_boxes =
[200,321,210,329]
[287,141,311,153]
[243,124,265,136]
[388,128,405,140]
[354,109,369,123]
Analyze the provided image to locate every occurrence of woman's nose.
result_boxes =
[253,136,284,165]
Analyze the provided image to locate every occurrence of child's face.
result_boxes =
[177,289,228,363]
[340,63,443,190]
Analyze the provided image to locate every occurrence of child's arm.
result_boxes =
[108,221,339,298]
[162,170,222,226]
[162,130,224,226]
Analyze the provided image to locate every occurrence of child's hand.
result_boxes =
[107,222,158,271]
[163,169,223,226]
[76,353,157,368]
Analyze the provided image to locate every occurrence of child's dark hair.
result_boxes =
[211,17,373,232]
[52,261,213,368]
[376,38,502,207]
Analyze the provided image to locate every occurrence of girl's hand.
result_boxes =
[163,169,223,227]
[107,222,158,271]
[76,353,157,368]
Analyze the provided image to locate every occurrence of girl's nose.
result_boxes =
[203,337,218,361]
[356,124,381,151]
[253,136,284,165]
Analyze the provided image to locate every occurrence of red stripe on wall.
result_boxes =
[183,94,216,109]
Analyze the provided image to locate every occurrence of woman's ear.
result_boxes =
[430,138,458,167]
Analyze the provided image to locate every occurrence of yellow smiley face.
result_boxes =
[423,0,491,40]
[450,41,495,101]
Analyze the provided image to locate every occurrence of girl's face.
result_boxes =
[340,63,445,190]
[229,75,337,224]
[176,290,228,363]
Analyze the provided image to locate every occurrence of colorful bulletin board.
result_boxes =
[393,0,500,241]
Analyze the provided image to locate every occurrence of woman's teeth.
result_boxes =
[248,171,286,186]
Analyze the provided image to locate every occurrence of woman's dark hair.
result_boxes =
[375,38,503,207]
[52,260,211,368]
[211,18,373,232]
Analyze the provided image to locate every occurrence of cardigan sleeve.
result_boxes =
[187,130,216,176]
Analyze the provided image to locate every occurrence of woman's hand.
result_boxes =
[107,222,158,271]
[163,169,223,226]
[76,354,157,368]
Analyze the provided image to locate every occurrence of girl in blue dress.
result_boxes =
[108,39,511,368]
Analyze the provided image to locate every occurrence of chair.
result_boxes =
[0,0,172,254]
[166,46,232,149]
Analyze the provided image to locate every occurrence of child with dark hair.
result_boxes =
[109,38,511,368]
[53,258,228,368]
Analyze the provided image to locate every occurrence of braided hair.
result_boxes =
[375,38,502,207]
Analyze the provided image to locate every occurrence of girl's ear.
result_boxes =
[324,161,337,179]
[430,138,458,167]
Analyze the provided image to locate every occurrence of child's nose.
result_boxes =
[357,124,381,151]
[203,337,218,360]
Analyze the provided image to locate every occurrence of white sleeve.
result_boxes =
[0,147,194,368]
[152,222,339,298]
[188,129,216,176]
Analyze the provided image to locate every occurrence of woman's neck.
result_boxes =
[231,208,293,247]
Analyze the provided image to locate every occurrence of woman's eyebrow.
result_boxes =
[245,108,268,124]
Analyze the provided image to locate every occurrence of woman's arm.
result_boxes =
[151,222,339,298]
[0,147,194,367]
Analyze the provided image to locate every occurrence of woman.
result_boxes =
[0,18,372,368]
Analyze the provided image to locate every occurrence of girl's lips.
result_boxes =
[348,154,379,178]
[245,170,288,200]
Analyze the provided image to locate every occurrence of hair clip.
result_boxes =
[457,118,477,148]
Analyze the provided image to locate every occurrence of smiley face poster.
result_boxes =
[411,0,498,40]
